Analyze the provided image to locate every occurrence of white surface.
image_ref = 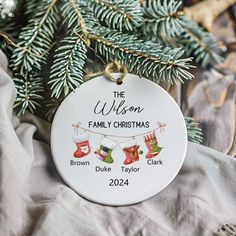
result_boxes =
[51,74,187,206]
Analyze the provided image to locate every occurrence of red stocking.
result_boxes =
[144,132,162,159]
[72,132,90,158]
[120,139,140,165]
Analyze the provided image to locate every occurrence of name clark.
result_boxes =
[147,159,163,165]
[94,99,144,116]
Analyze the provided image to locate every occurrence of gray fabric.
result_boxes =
[0,67,236,236]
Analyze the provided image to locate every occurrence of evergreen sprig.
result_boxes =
[93,26,194,83]
[185,117,203,144]
[10,0,59,74]
[139,0,224,67]
[49,34,87,98]
[61,0,97,33]
[142,0,186,38]
[25,0,39,17]
[88,0,142,31]
[13,74,44,115]
[180,19,224,67]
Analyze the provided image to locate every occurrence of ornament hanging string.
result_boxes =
[72,121,166,139]
[84,61,128,84]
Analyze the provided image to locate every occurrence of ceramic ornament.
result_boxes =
[51,73,187,206]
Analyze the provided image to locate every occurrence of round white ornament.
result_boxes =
[51,74,187,206]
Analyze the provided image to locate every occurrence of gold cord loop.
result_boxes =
[84,61,128,84]
[104,61,128,84]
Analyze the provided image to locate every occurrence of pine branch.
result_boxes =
[48,34,87,98]
[88,0,143,31]
[181,19,224,67]
[139,0,223,67]
[61,0,97,34]
[13,74,44,115]
[25,0,39,16]
[10,0,59,74]
[185,117,203,144]
[142,0,186,38]
[90,26,194,83]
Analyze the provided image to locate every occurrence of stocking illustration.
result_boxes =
[120,139,140,165]
[72,132,91,158]
[144,132,162,159]
[95,138,116,163]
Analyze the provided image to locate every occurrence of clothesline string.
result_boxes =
[72,122,166,139]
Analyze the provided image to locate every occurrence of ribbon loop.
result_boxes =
[157,122,166,132]
[72,122,81,132]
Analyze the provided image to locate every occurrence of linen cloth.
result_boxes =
[0,60,236,236]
